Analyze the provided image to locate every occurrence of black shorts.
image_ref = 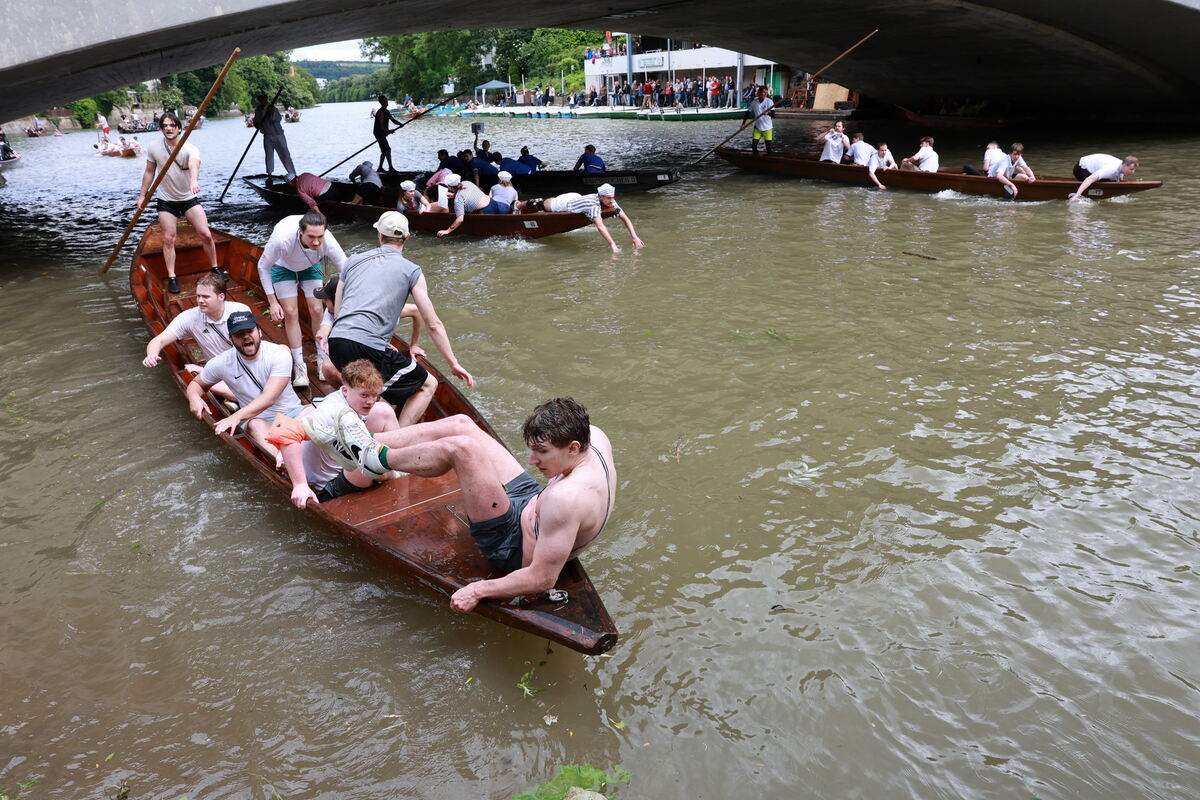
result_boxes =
[357,183,381,205]
[522,198,546,212]
[375,134,392,154]
[321,182,359,203]
[316,471,369,503]
[157,197,202,217]
[1072,164,1091,182]
[468,472,540,573]
[328,337,429,407]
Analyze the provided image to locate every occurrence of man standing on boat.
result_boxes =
[745,86,775,155]
[373,95,402,172]
[253,91,296,183]
[257,209,349,389]
[137,110,220,294]
[1068,154,1138,203]
[302,396,616,612]
[329,211,474,426]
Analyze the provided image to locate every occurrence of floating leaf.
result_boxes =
[608,716,626,729]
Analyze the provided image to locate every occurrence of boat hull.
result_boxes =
[129,223,619,654]
[714,148,1163,201]
[242,175,613,238]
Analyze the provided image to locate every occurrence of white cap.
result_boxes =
[497,170,512,181]
[399,179,416,191]
[445,173,462,187]
[373,210,410,237]
[596,183,616,197]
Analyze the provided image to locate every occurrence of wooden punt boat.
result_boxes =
[715,148,1164,201]
[130,222,619,655]
[100,147,138,158]
[324,166,679,196]
[242,174,615,239]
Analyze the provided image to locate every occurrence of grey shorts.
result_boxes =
[468,472,540,573]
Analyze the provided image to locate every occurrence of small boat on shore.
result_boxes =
[130,222,619,655]
[243,174,614,238]
[714,148,1164,201]
[637,106,745,122]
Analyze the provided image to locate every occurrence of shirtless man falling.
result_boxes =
[303,396,616,611]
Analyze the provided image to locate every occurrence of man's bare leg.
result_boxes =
[396,374,437,426]
[184,204,219,269]
[158,211,179,277]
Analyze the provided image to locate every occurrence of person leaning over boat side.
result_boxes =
[142,271,248,399]
[1068,154,1138,204]
[848,132,874,166]
[437,173,505,236]
[488,171,519,214]
[500,153,533,175]
[396,179,430,214]
[185,310,302,466]
[516,184,643,255]
[745,86,775,155]
[137,111,220,294]
[818,120,851,163]
[289,172,357,209]
[303,396,616,613]
[573,144,606,174]
[256,209,349,389]
[253,92,296,182]
[900,136,940,172]
[867,142,897,190]
[517,146,544,171]
[348,160,383,205]
[373,95,402,172]
[988,142,1036,198]
[268,359,403,508]
[312,274,425,386]
[329,211,474,427]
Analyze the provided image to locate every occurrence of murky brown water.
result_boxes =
[1,101,1197,798]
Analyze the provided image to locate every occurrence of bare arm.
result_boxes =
[408,276,473,386]
[868,163,886,190]
[1069,172,1103,203]
[187,154,201,196]
[618,211,644,249]
[143,328,180,367]
[213,375,289,436]
[437,213,466,237]
[137,160,157,208]
[399,303,425,357]
[282,442,318,508]
[185,375,215,419]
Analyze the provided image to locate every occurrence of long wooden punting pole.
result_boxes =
[218,83,284,202]
[318,91,465,178]
[100,47,241,274]
[689,29,878,168]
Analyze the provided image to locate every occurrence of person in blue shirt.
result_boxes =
[500,155,533,175]
[517,146,544,171]
[573,144,606,174]
[437,148,470,176]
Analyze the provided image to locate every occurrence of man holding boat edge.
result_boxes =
[303,396,616,612]
[1068,154,1139,203]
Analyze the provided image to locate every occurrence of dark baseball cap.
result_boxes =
[314,274,339,300]
[227,310,258,335]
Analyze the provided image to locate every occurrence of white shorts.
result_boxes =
[547,192,581,212]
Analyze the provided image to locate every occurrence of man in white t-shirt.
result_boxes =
[818,121,851,163]
[517,184,644,254]
[142,271,249,397]
[256,210,348,389]
[267,359,401,508]
[185,310,302,464]
[848,132,874,165]
[136,110,219,294]
[867,142,898,189]
[1069,154,1139,203]
[745,86,775,155]
[901,136,940,172]
[987,142,1037,198]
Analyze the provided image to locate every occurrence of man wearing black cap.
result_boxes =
[185,310,302,463]
[253,92,296,181]
[328,211,473,426]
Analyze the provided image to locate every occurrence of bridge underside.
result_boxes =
[3,0,1200,122]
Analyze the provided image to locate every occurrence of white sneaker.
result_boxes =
[302,408,387,477]
[292,360,309,389]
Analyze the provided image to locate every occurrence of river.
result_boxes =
[0,101,1196,798]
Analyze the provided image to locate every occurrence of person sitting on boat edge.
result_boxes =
[436,173,506,237]
[517,146,544,171]
[867,142,897,190]
[988,142,1036,198]
[517,184,643,254]
[963,140,1004,176]
[267,359,403,509]
[303,396,616,613]
[488,171,519,214]
[745,86,775,155]
[312,274,425,386]
[256,210,348,389]
[1068,154,1138,204]
[818,120,851,163]
[142,271,248,399]
[900,136,940,172]
[848,132,874,166]
[330,211,474,427]
[397,179,431,214]
[573,144,606,174]
[348,160,384,205]
[185,310,303,466]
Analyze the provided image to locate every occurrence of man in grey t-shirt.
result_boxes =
[328,211,474,426]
